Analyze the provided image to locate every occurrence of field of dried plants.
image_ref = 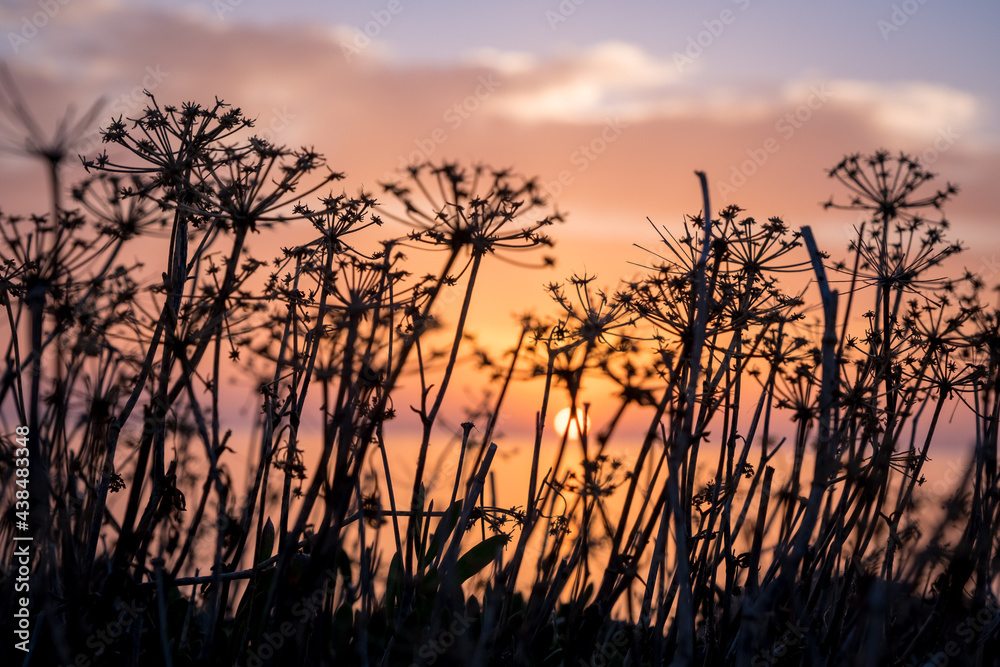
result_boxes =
[1,87,999,666]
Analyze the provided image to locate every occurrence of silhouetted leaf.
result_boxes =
[455,534,506,584]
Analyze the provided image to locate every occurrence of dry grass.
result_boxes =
[1,88,998,666]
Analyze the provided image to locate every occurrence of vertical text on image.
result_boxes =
[12,424,33,653]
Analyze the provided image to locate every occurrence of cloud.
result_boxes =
[0,7,993,232]
[462,47,537,76]
[470,43,982,147]
[482,41,680,124]
[815,79,978,142]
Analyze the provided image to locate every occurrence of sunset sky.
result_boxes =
[2,0,998,453]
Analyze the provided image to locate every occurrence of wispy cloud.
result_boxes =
[0,6,993,235]
[480,42,678,124]
[823,79,978,141]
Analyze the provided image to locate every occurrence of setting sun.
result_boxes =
[553,407,591,440]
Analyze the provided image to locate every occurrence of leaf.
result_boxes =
[332,602,354,651]
[255,517,274,565]
[335,545,353,584]
[424,499,463,569]
[385,550,402,620]
[455,534,507,585]
[418,567,440,600]
[232,567,276,654]
[577,582,594,607]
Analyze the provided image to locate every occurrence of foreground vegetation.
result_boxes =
[1,87,998,666]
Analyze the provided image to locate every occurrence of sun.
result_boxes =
[553,407,591,440]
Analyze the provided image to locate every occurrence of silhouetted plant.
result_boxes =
[1,82,997,667]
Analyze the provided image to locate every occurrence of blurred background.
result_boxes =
[1,0,997,489]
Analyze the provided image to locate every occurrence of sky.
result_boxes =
[1,0,999,451]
